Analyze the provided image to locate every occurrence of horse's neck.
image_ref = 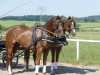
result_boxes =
[44,20,53,32]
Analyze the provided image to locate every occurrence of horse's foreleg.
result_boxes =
[43,50,49,73]
[33,51,36,65]
[55,47,62,70]
[35,48,42,74]
[51,49,55,73]
[24,50,30,70]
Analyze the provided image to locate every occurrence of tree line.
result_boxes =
[1,15,100,22]
[76,15,100,22]
[0,15,53,22]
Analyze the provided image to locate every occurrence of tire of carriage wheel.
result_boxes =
[2,55,19,67]
[13,56,19,66]
[2,55,6,67]
[0,47,3,51]
[11,56,19,67]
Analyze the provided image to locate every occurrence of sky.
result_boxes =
[0,0,100,18]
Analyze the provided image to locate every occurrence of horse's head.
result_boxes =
[43,16,68,45]
[63,16,76,37]
[52,16,66,37]
[45,16,65,37]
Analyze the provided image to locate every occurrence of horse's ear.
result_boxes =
[68,16,71,20]
[61,15,64,17]
[72,16,75,19]
[56,15,60,19]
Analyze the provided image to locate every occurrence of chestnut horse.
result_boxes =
[50,16,76,74]
[5,16,66,75]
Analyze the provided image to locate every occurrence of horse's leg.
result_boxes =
[43,50,49,73]
[35,48,42,74]
[12,43,19,61]
[6,45,13,75]
[54,46,62,70]
[50,49,56,73]
[33,51,36,65]
[24,50,30,70]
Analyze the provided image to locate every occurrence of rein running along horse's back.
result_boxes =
[50,16,76,74]
[6,16,67,75]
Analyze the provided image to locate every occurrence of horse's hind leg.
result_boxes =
[33,51,36,65]
[24,50,30,70]
[12,43,19,67]
[51,49,56,73]
[6,46,13,75]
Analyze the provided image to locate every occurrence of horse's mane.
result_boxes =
[44,16,62,27]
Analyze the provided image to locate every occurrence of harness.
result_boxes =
[32,26,68,45]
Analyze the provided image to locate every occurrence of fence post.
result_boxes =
[76,41,79,60]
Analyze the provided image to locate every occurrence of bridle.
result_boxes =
[63,19,76,37]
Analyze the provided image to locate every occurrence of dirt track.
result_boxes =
[0,59,100,75]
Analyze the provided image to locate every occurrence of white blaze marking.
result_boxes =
[71,22,76,36]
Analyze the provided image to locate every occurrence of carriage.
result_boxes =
[0,32,22,67]
[0,32,6,65]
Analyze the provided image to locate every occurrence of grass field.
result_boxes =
[79,22,100,28]
[47,31,100,65]
[0,20,100,65]
[0,20,45,28]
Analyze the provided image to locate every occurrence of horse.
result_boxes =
[50,16,76,74]
[33,16,67,74]
[5,16,66,75]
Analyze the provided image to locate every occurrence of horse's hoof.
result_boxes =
[54,69,59,74]
[43,73,47,75]
[2,68,6,70]
[36,73,39,75]
[8,73,13,75]
[23,68,29,71]
[50,72,55,75]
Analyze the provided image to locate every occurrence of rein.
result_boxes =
[35,27,56,36]
[66,27,75,30]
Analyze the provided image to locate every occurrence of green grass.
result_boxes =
[1,20,100,65]
[47,31,100,65]
[71,31,100,40]
[0,20,44,28]
[78,22,100,28]
[57,31,100,65]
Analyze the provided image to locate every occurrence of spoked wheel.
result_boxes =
[2,51,6,67]
[12,56,19,67]
[2,51,19,67]
[0,47,3,51]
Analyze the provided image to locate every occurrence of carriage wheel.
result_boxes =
[12,56,19,67]
[2,53,19,67]
[2,51,6,67]
[0,47,3,51]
